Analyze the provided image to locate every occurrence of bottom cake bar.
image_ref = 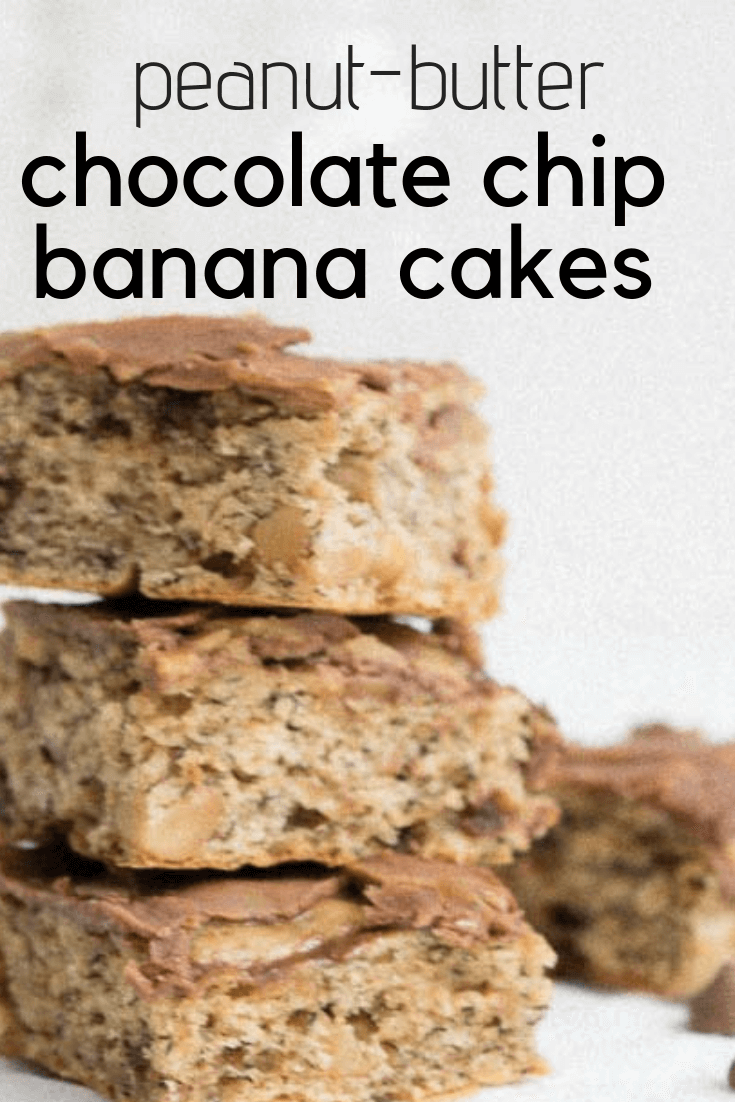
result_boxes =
[0,847,553,1102]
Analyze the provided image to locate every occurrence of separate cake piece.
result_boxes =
[0,846,554,1102]
[505,725,735,998]
[0,315,504,618]
[0,598,559,870]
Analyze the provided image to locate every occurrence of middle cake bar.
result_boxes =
[0,598,559,870]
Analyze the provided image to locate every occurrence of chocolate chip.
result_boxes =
[459,800,506,837]
[728,1057,735,1089]
[689,962,735,1035]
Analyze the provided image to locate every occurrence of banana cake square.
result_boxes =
[0,314,504,619]
[0,846,554,1102]
[0,598,559,870]
[505,724,735,998]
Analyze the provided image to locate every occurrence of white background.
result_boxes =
[0,1,734,1098]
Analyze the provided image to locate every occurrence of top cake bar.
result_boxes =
[0,315,504,617]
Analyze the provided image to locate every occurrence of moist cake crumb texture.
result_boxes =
[0,598,560,869]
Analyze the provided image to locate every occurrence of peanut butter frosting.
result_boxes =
[3,599,493,703]
[0,314,478,412]
[0,846,525,998]
[531,724,735,851]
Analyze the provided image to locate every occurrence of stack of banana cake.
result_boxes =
[0,314,560,1102]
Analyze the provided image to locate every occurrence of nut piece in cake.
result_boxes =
[0,598,559,870]
[0,315,504,618]
[0,846,554,1102]
[505,724,735,998]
